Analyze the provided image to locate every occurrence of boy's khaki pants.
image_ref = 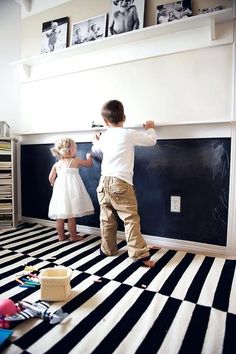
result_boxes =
[97,176,150,260]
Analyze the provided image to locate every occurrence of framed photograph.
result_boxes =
[41,17,69,54]
[156,1,192,25]
[70,14,107,46]
[108,0,145,36]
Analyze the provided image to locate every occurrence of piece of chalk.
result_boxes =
[24,281,40,286]
[28,273,38,278]
[19,284,36,288]
[92,275,102,283]
[22,277,39,283]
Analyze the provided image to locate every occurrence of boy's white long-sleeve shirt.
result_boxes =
[92,127,157,185]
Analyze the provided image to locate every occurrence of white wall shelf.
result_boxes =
[13,8,234,82]
[18,120,234,145]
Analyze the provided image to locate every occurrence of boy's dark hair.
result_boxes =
[101,100,125,124]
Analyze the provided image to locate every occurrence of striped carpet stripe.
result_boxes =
[91,288,157,354]
[223,313,236,354]
[0,223,236,354]
[177,305,211,354]
[212,259,236,312]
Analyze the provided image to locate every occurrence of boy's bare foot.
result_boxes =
[142,259,155,267]
[70,234,84,242]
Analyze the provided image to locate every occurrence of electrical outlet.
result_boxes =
[170,196,181,213]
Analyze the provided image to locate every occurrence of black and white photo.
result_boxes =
[71,14,107,46]
[41,17,69,54]
[108,0,145,36]
[156,1,192,25]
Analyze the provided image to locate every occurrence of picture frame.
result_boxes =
[70,14,107,46]
[108,0,145,36]
[41,17,69,54]
[156,1,192,25]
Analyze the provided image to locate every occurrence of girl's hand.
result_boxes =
[86,152,93,160]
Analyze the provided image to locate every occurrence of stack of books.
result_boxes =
[0,140,11,154]
[0,139,12,227]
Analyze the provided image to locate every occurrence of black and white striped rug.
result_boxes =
[0,223,236,354]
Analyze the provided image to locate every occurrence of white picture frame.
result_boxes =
[70,14,107,46]
[108,0,145,36]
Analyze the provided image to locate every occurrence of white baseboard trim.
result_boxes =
[21,216,102,237]
[21,216,231,258]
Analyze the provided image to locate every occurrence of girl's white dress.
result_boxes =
[48,159,94,220]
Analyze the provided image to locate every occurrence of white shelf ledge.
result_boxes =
[13,8,233,82]
[18,120,234,145]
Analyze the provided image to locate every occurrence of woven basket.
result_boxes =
[39,266,72,301]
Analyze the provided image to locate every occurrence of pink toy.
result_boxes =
[0,299,18,316]
[0,299,18,329]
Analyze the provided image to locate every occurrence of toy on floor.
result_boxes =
[15,275,40,289]
[15,266,39,279]
[39,266,72,301]
[19,301,68,324]
[0,299,19,328]
[0,329,14,345]
[1,299,68,326]
[24,265,38,273]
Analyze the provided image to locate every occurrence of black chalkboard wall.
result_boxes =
[21,138,230,246]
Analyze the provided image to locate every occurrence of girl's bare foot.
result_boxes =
[70,234,84,242]
[142,259,155,267]
[58,235,70,241]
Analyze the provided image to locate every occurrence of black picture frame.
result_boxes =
[156,1,192,25]
[41,16,69,54]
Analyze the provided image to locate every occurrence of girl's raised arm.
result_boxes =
[76,153,93,167]
[49,164,57,186]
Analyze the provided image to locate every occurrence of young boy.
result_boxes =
[92,100,157,267]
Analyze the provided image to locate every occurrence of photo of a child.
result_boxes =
[156,1,192,25]
[108,0,145,36]
[71,14,107,46]
[41,17,69,54]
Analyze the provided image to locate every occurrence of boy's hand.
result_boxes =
[143,120,156,130]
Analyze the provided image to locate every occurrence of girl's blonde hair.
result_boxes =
[50,138,76,159]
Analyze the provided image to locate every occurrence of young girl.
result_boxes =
[48,138,94,242]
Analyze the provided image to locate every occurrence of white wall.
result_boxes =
[15,0,234,134]
[0,0,21,134]
[19,44,233,134]
[1,1,233,135]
